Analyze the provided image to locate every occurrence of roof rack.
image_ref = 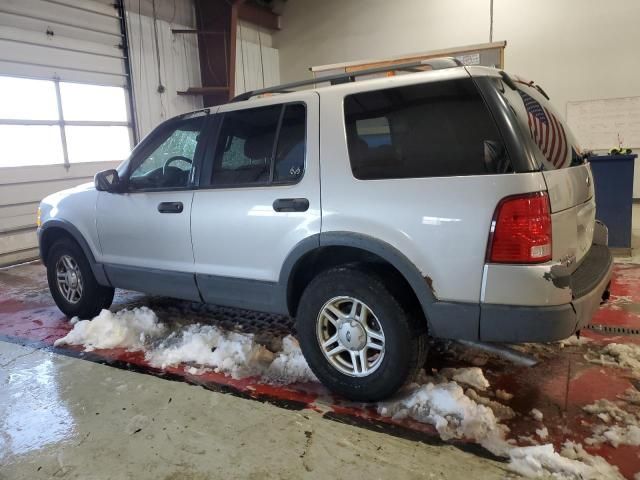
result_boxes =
[231,56,464,102]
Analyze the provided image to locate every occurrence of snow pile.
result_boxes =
[559,335,591,348]
[146,324,261,378]
[585,343,640,371]
[508,442,623,480]
[58,308,315,384]
[589,425,640,447]
[444,367,490,391]
[464,387,515,421]
[583,398,640,447]
[146,324,316,383]
[530,408,544,421]
[54,307,165,351]
[262,336,317,384]
[378,379,510,455]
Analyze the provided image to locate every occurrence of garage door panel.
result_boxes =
[0,39,124,77]
[0,161,120,185]
[0,0,132,265]
[0,228,37,256]
[0,12,120,46]
[47,0,119,17]
[0,0,121,37]
[0,212,35,232]
[0,59,126,86]
[0,25,124,59]
[0,177,93,205]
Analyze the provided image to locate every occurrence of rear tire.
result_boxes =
[46,237,114,319]
[296,266,428,401]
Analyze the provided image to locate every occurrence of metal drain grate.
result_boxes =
[586,324,640,336]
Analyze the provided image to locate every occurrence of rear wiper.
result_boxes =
[533,84,550,100]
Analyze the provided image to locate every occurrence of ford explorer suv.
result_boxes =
[37,58,613,401]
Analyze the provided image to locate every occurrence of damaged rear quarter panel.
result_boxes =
[481,262,572,306]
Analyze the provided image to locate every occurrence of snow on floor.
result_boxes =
[583,398,640,448]
[58,307,628,479]
[585,342,640,371]
[508,442,624,480]
[54,307,165,351]
[378,369,625,479]
[146,323,316,384]
[57,308,316,384]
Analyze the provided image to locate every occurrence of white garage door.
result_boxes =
[0,0,134,266]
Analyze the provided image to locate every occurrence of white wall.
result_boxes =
[235,21,280,96]
[125,0,202,138]
[274,0,640,194]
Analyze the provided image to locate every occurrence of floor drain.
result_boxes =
[586,324,640,336]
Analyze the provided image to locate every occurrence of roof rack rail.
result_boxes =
[231,56,463,102]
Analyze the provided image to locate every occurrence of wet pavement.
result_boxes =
[1,261,640,478]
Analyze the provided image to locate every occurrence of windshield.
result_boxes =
[499,79,584,170]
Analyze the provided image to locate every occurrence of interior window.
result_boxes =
[344,78,511,180]
[211,105,281,186]
[129,117,204,190]
[273,104,306,182]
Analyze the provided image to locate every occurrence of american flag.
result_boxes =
[518,90,568,168]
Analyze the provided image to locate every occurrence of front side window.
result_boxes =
[210,103,306,187]
[129,117,204,190]
[344,78,511,180]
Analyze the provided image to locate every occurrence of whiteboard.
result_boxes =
[566,96,640,150]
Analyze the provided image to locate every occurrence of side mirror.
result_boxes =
[94,169,122,192]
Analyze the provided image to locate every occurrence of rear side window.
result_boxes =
[211,103,306,187]
[344,78,511,180]
[499,80,583,170]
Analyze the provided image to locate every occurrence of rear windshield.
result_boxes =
[344,78,512,180]
[499,80,583,170]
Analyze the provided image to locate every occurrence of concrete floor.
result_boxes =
[0,341,509,480]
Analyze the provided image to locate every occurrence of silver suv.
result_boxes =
[37,58,613,400]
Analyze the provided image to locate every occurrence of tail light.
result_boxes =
[487,192,552,263]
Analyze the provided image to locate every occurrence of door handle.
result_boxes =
[273,198,309,212]
[158,201,183,213]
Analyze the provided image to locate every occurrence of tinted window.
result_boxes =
[129,117,203,190]
[344,78,511,180]
[497,79,583,170]
[273,104,306,183]
[211,103,306,187]
[212,105,280,186]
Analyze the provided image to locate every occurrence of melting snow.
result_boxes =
[585,343,640,371]
[530,408,544,421]
[57,307,631,479]
[378,379,510,455]
[583,398,640,447]
[447,367,490,391]
[59,308,315,384]
[54,307,165,351]
[508,442,624,479]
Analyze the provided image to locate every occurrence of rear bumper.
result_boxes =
[479,245,613,343]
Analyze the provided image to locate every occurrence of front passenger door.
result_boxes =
[96,115,209,301]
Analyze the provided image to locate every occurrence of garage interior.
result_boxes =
[1,0,640,479]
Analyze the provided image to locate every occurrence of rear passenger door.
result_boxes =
[191,93,320,313]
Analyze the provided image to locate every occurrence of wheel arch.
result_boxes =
[38,220,111,287]
[280,232,437,329]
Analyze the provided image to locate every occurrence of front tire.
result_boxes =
[296,266,428,401]
[46,237,114,318]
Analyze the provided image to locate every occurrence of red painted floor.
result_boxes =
[1,262,639,477]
